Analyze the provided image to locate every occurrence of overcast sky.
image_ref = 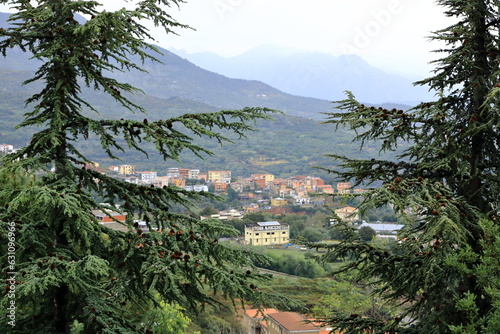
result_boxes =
[0,0,452,79]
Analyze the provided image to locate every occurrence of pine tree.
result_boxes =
[317,1,500,333]
[0,1,277,333]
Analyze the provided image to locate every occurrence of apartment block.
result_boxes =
[208,170,231,183]
[213,181,228,193]
[118,164,135,175]
[136,171,158,184]
[188,169,200,179]
[166,167,179,177]
[244,221,289,246]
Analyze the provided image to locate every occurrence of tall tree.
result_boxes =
[0,1,276,333]
[317,1,500,333]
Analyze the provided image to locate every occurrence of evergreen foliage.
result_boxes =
[0,1,278,333]
[357,226,376,242]
[317,1,500,333]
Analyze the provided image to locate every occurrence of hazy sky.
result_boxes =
[0,0,452,79]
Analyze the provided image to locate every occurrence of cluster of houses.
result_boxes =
[84,162,366,211]
[100,164,236,193]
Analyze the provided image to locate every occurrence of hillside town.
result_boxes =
[2,144,403,242]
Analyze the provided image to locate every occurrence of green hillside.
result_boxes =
[0,67,403,179]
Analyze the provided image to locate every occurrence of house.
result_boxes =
[271,197,288,207]
[244,309,278,334]
[279,189,295,198]
[244,309,334,334]
[305,177,325,189]
[152,176,169,188]
[295,197,311,205]
[244,221,289,246]
[315,185,334,194]
[336,182,351,194]
[265,312,320,334]
[184,185,209,192]
[92,209,128,232]
[254,178,267,189]
[243,203,260,212]
[335,206,359,222]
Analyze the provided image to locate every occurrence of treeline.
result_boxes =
[254,251,328,278]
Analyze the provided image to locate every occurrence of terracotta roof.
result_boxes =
[245,308,278,318]
[267,312,319,332]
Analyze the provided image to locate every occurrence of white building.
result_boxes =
[136,171,158,184]
[0,144,14,153]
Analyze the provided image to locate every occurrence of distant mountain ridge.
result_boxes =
[171,44,433,105]
[0,12,334,120]
[0,12,409,178]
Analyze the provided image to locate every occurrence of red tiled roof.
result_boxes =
[267,312,319,331]
[245,308,278,318]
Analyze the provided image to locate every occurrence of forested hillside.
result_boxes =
[0,67,405,178]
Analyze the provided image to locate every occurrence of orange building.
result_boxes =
[169,177,186,187]
[213,181,228,193]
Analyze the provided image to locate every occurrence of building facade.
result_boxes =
[335,206,359,222]
[118,164,135,175]
[136,171,157,184]
[266,312,320,334]
[244,221,289,246]
[208,170,231,183]
[336,182,351,194]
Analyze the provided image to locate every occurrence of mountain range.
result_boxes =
[171,44,434,105]
[0,12,411,178]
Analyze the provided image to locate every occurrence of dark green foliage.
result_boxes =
[299,226,328,243]
[253,252,325,279]
[316,1,500,333]
[328,225,347,241]
[0,1,280,333]
[258,276,397,319]
[357,226,376,242]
